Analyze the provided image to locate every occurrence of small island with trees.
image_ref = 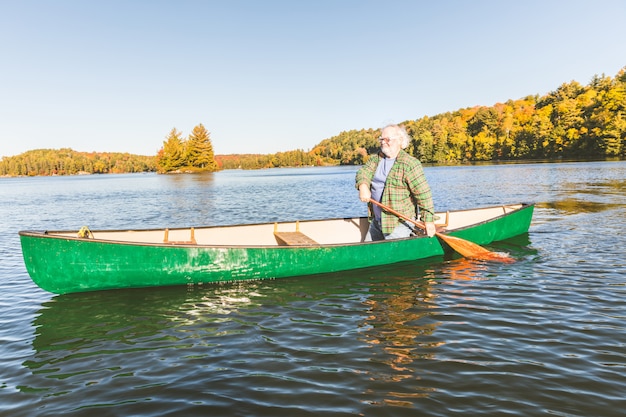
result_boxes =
[155,124,218,174]
[1,67,624,177]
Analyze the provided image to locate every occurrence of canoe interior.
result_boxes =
[41,203,527,247]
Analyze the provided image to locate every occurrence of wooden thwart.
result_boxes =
[274,221,318,246]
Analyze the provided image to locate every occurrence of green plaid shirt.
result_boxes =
[355,150,434,234]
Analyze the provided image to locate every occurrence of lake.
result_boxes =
[1,161,625,416]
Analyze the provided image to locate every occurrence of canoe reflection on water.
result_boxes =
[22,238,533,408]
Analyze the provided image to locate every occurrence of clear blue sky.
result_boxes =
[2,0,625,158]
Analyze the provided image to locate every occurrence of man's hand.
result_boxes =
[358,183,371,203]
[425,222,436,237]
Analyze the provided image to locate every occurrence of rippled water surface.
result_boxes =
[1,162,625,416]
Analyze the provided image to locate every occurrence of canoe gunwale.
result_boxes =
[18,228,403,249]
[442,202,534,233]
[18,202,534,249]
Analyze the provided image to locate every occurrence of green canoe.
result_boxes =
[19,203,534,294]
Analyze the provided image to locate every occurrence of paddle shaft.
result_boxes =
[368,199,428,231]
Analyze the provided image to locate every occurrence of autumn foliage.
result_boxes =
[324,69,626,165]
[0,148,155,176]
[2,67,625,176]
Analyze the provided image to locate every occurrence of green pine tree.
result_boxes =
[186,123,218,171]
[156,128,186,173]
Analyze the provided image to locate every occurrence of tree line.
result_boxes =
[0,148,155,177]
[159,125,338,171]
[2,66,624,176]
[317,68,626,165]
[215,150,336,170]
[203,66,626,168]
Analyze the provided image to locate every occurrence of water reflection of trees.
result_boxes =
[362,278,440,374]
[359,258,489,404]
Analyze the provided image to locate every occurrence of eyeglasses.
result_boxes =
[378,137,397,143]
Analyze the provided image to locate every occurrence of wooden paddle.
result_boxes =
[369,199,514,263]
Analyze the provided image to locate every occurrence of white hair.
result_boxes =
[382,124,411,149]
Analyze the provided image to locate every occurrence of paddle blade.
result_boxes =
[436,233,515,263]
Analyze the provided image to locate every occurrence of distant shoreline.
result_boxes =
[2,157,623,179]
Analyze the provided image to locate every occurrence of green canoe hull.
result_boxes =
[19,204,534,294]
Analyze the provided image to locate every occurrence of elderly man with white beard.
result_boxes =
[356,124,436,241]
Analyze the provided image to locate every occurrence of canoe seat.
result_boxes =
[163,228,197,245]
[274,222,318,246]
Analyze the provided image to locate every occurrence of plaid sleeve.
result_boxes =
[355,154,379,189]
[405,159,434,222]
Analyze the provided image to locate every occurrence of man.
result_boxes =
[356,124,436,241]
